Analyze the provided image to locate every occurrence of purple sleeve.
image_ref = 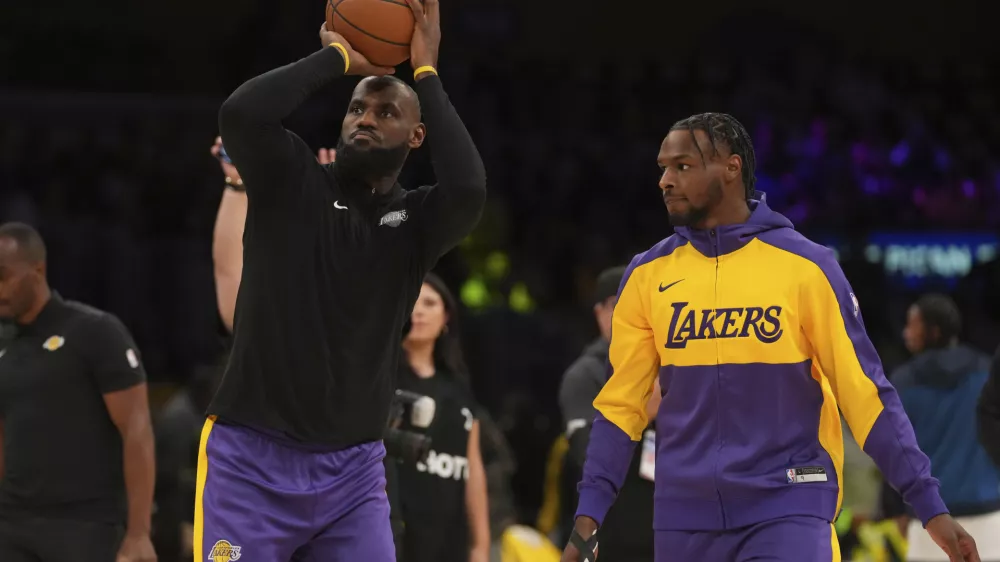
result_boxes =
[806,249,947,525]
[863,413,947,525]
[574,414,637,526]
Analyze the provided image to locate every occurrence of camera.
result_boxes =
[384,389,435,464]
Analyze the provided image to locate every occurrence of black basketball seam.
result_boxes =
[329,0,347,14]
[333,0,407,7]
[332,5,410,47]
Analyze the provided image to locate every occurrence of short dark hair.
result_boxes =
[359,75,421,115]
[594,265,627,305]
[915,293,961,347]
[0,222,46,264]
[365,74,409,91]
[670,112,757,200]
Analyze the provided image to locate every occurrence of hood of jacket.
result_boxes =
[673,193,795,257]
[895,344,992,389]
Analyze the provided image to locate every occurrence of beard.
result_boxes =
[666,178,724,227]
[667,205,709,227]
[335,135,410,184]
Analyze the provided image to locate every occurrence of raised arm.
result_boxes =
[212,187,246,333]
[210,138,248,332]
[219,26,393,199]
[209,140,336,332]
[405,0,487,266]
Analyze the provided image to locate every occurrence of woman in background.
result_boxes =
[397,273,491,562]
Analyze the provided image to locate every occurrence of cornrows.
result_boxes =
[670,113,757,200]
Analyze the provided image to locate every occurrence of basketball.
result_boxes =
[326,0,414,68]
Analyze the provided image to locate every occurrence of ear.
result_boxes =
[409,123,426,150]
[34,261,46,278]
[725,153,742,184]
[929,326,942,345]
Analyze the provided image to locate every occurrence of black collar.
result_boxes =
[17,292,68,336]
[332,164,405,209]
[0,321,15,343]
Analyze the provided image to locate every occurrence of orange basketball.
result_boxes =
[326,0,414,67]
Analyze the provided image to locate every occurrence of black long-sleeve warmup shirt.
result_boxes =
[207,46,486,448]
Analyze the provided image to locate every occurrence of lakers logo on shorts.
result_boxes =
[209,540,242,561]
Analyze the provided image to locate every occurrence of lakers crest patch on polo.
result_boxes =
[43,336,65,351]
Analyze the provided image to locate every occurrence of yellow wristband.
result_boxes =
[329,42,350,73]
[413,65,438,79]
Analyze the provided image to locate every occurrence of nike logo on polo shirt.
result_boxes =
[333,201,348,210]
[659,279,683,292]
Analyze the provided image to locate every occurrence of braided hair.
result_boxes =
[670,113,757,200]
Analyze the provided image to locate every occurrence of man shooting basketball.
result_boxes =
[561,113,979,562]
[194,0,487,559]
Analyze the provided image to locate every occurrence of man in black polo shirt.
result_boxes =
[0,222,156,562]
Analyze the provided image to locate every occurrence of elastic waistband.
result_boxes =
[653,486,840,531]
[212,417,378,454]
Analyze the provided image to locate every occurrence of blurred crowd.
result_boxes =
[2,13,1000,561]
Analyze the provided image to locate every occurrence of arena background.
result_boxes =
[2,0,1000,558]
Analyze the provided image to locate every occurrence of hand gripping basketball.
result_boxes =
[319,24,396,77]
[402,0,440,72]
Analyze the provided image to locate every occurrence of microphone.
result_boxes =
[394,389,436,429]
[410,395,436,429]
